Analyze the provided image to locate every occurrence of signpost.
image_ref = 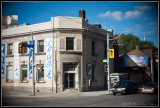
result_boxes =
[18,31,35,96]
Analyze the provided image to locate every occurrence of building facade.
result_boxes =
[2,10,113,93]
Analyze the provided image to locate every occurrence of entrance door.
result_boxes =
[64,73,75,89]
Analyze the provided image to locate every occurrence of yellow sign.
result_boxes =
[109,49,114,58]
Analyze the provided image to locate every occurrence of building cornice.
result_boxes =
[2,28,53,39]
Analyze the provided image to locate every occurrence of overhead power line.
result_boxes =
[25,2,84,25]
[105,2,154,31]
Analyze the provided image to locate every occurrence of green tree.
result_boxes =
[114,34,158,54]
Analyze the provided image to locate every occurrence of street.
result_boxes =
[2,92,158,107]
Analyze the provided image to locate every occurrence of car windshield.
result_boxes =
[116,81,128,88]
[145,82,158,86]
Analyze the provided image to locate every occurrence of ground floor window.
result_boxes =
[6,65,13,80]
[21,65,27,80]
[37,64,44,81]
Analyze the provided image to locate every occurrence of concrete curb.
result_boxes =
[2,90,112,97]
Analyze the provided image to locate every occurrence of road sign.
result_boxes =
[103,59,108,62]
[109,49,114,58]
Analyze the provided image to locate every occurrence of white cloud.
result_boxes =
[135,6,152,11]
[98,11,123,21]
[124,10,142,19]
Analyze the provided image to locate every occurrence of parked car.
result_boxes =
[110,80,139,95]
[141,82,158,94]
[137,83,144,92]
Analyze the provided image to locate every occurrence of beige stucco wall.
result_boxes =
[2,16,112,93]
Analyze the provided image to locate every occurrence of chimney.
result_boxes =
[136,45,139,50]
[79,9,86,19]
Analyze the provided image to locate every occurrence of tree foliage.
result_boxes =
[114,34,158,54]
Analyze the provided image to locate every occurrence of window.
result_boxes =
[92,41,95,54]
[22,42,27,54]
[37,64,44,81]
[92,65,95,79]
[6,65,13,80]
[8,44,13,55]
[38,40,44,53]
[64,64,76,71]
[21,65,27,80]
[66,37,74,50]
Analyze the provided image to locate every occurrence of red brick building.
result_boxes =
[115,45,157,84]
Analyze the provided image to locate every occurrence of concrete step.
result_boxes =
[63,89,79,93]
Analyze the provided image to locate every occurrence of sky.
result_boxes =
[2,1,159,48]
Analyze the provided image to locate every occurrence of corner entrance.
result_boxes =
[64,73,75,89]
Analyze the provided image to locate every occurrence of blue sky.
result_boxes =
[2,1,159,48]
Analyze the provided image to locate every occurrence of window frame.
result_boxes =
[7,43,13,55]
[66,37,74,50]
[64,63,76,71]
[37,64,44,81]
[22,42,28,54]
[92,41,95,54]
[6,65,13,81]
[38,40,44,53]
[21,65,28,81]
[92,65,95,79]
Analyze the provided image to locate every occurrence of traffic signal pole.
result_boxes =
[31,31,35,96]
[107,33,110,94]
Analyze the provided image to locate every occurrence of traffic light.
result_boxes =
[18,43,23,54]
[40,66,44,72]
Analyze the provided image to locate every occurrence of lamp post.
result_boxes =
[31,31,35,96]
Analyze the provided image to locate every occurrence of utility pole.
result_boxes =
[31,31,35,96]
[107,33,110,94]
[151,49,154,82]
[144,32,145,41]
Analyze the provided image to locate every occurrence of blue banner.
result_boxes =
[2,44,5,79]
[124,55,148,67]
[46,38,52,79]
[29,40,35,79]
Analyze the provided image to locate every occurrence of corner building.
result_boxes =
[2,10,113,93]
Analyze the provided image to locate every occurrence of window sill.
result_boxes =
[35,52,46,55]
[35,80,45,83]
[6,80,13,83]
[20,54,29,56]
[6,55,14,57]
[19,80,29,83]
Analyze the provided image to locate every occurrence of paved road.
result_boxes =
[2,92,158,107]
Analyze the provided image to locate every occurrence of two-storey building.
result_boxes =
[2,9,113,93]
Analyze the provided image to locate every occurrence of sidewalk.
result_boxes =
[2,90,112,97]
